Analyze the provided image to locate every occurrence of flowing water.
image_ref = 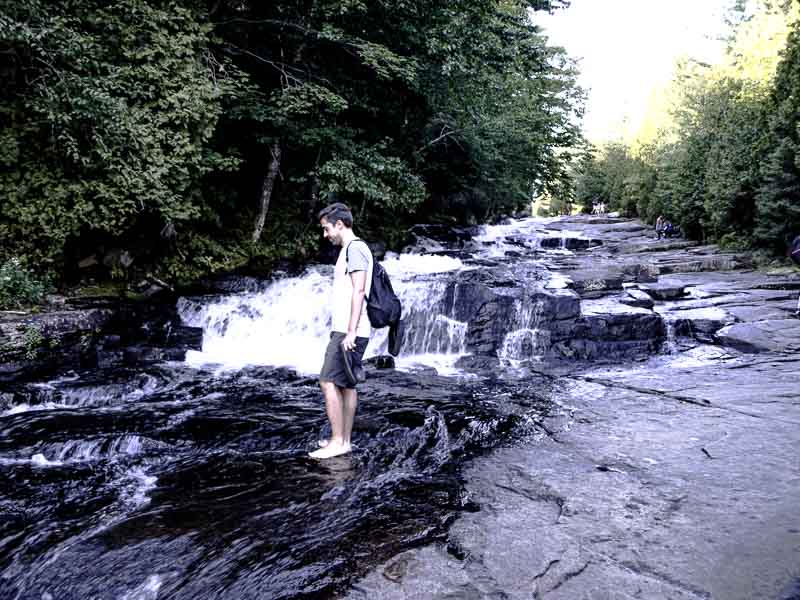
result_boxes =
[0,219,594,599]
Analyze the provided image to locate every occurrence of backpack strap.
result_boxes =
[345,238,373,297]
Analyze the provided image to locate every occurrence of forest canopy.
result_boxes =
[0,0,583,285]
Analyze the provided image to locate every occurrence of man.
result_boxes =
[789,234,800,317]
[310,202,373,459]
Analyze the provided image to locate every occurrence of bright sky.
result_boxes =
[535,0,729,141]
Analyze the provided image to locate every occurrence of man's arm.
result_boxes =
[343,270,367,350]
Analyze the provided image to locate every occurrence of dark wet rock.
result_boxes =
[0,308,115,380]
[366,355,396,369]
[462,258,501,268]
[539,236,602,251]
[407,224,477,247]
[619,263,659,283]
[465,295,520,355]
[753,279,800,291]
[455,354,501,372]
[621,239,699,254]
[655,253,753,274]
[194,274,269,294]
[547,303,665,360]
[715,319,800,353]
[0,298,202,382]
[670,308,734,342]
[550,338,662,360]
[566,270,624,297]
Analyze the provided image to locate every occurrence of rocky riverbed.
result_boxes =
[349,216,800,600]
[1,215,799,599]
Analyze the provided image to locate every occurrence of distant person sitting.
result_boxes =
[789,234,800,317]
[655,215,665,239]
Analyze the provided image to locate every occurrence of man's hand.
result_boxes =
[342,331,357,352]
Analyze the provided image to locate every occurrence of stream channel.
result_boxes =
[4,216,791,599]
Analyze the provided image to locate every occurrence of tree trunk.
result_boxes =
[252,141,282,243]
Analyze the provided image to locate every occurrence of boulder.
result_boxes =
[670,307,734,342]
[715,319,800,353]
[638,283,686,301]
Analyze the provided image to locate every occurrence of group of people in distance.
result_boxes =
[655,215,679,240]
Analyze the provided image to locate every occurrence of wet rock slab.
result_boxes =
[347,216,800,600]
[715,318,800,353]
[349,353,800,600]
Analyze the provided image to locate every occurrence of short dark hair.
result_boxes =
[318,202,353,227]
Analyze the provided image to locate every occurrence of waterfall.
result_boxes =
[498,298,550,366]
[178,253,469,375]
[663,319,678,354]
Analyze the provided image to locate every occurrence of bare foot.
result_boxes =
[308,441,352,459]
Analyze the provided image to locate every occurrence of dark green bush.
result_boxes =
[0,258,47,309]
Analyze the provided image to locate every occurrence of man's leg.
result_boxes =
[341,388,358,446]
[322,381,344,443]
[310,381,352,458]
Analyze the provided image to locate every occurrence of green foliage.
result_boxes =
[1,0,583,285]
[0,258,47,309]
[573,142,653,218]
[22,323,44,360]
[573,11,800,254]
[755,20,800,252]
[0,0,238,272]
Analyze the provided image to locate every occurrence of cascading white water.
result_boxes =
[498,298,550,366]
[178,253,469,375]
[179,267,335,373]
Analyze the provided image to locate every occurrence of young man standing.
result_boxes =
[310,202,373,459]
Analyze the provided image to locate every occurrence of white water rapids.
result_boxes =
[178,253,470,375]
[177,219,586,376]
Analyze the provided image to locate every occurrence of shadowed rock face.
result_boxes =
[0,300,202,382]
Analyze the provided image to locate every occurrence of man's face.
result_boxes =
[320,217,343,245]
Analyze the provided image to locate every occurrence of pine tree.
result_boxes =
[754,21,800,252]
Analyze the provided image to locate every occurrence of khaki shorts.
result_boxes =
[320,332,369,389]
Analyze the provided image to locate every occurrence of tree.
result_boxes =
[755,20,800,252]
[0,0,238,275]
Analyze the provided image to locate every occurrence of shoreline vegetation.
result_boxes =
[0,0,581,293]
[570,1,800,260]
[2,2,799,310]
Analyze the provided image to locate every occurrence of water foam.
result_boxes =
[180,255,471,374]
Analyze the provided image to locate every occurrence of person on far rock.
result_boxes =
[789,234,800,317]
[655,215,665,240]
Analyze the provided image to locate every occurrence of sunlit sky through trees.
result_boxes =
[536,0,729,142]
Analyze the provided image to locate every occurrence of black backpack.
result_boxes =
[789,235,800,266]
[347,240,401,328]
